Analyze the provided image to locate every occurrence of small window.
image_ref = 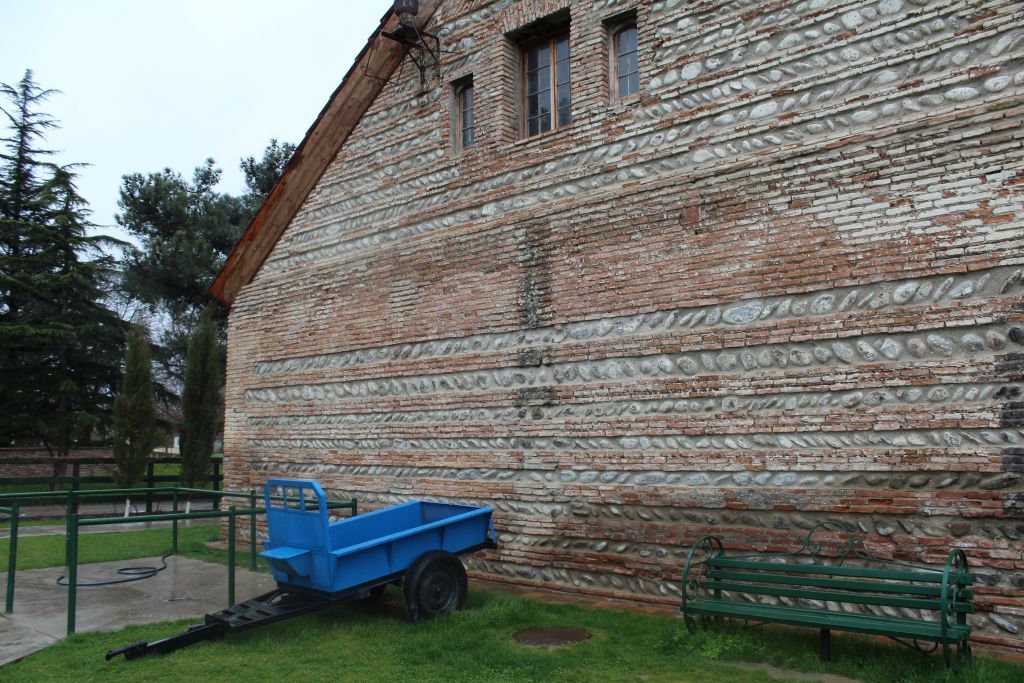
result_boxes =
[522,32,571,137]
[612,23,639,99]
[453,77,475,151]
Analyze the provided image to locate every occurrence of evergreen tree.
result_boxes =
[240,138,295,214]
[116,139,294,384]
[117,160,245,382]
[111,324,156,489]
[0,70,126,457]
[179,306,220,488]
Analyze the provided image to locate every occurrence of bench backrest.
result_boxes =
[703,555,974,616]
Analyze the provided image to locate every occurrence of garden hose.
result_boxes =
[56,552,173,587]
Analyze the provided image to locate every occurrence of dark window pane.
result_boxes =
[627,71,639,96]
[540,114,552,133]
[558,107,571,127]
[558,82,571,110]
[556,35,569,61]
[528,117,540,136]
[538,91,551,119]
[526,47,539,72]
[625,51,639,75]
[527,92,539,119]
[557,58,570,86]
[526,70,539,96]
[537,44,550,69]
[617,26,636,56]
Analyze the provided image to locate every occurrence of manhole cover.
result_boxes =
[512,626,592,647]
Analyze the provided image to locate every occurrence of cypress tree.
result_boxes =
[180,306,220,488]
[1,70,126,464]
[111,324,156,492]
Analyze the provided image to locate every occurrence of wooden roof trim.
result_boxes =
[210,1,443,307]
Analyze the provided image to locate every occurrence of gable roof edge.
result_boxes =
[210,1,443,307]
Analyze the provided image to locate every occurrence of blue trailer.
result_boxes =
[107,479,496,660]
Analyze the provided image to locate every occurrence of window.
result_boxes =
[610,20,639,100]
[522,32,571,137]
[453,77,475,151]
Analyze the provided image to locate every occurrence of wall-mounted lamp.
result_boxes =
[381,0,442,90]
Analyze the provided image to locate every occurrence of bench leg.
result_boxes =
[819,629,831,662]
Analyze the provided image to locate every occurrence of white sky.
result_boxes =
[0,0,391,242]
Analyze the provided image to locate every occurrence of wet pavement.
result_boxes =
[0,556,276,666]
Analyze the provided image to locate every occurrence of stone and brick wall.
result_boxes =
[0,448,113,479]
[223,0,1024,650]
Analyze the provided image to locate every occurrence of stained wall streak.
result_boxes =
[223,0,1024,651]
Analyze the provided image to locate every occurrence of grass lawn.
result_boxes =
[2,525,1022,682]
[5,589,1023,683]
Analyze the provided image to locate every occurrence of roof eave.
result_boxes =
[209,2,443,307]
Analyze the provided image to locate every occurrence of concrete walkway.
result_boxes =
[0,556,276,666]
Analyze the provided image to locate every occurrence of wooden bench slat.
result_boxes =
[707,580,974,613]
[707,569,974,599]
[710,557,973,585]
[687,599,971,642]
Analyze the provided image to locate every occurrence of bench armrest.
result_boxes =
[939,547,971,666]
[681,535,724,619]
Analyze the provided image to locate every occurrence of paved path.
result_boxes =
[0,556,275,666]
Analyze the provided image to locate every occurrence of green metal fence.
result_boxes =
[0,457,223,513]
[1,504,18,613]
[0,486,357,635]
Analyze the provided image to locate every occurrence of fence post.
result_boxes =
[5,503,18,613]
[171,488,179,555]
[145,461,155,514]
[213,461,221,510]
[64,490,74,566]
[66,512,79,636]
[227,506,236,607]
[249,489,257,571]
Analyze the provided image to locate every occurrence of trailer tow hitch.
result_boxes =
[106,588,335,660]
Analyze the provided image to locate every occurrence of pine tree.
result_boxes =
[180,306,220,488]
[0,70,126,460]
[117,139,294,385]
[240,138,295,214]
[111,324,156,490]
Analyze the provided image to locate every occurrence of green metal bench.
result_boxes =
[680,520,974,668]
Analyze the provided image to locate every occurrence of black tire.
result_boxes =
[402,550,467,622]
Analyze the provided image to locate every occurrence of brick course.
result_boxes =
[223,0,1024,651]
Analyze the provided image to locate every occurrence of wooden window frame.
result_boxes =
[610,22,640,101]
[520,30,571,138]
[453,76,475,152]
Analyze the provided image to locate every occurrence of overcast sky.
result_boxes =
[1,1,390,242]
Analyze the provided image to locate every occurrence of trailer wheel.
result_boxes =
[403,551,467,622]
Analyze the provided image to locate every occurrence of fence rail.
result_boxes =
[0,485,358,634]
[0,457,223,513]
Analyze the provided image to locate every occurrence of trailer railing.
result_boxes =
[0,486,357,635]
